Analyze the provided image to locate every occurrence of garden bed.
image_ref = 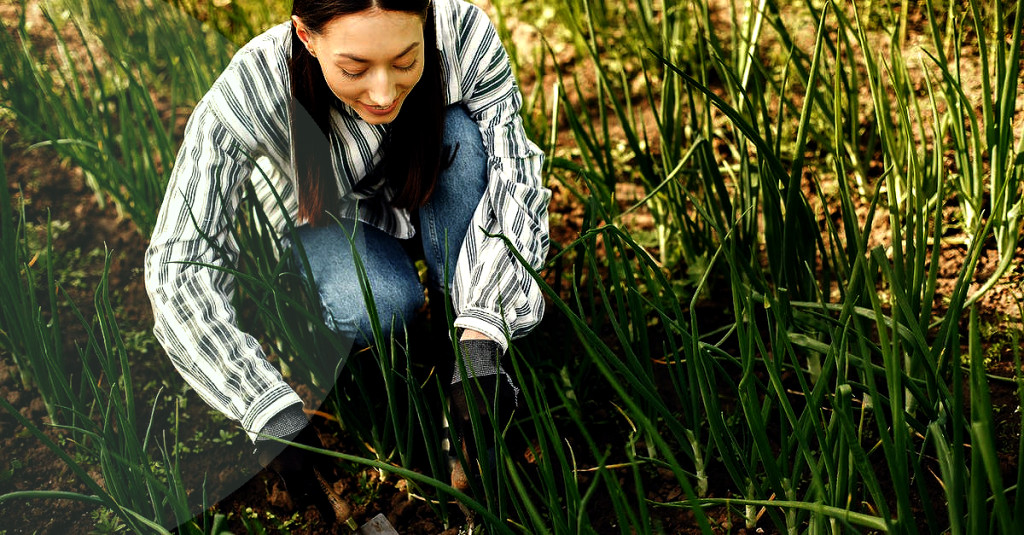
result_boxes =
[3,0,1024,533]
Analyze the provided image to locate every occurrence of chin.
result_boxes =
[359,110,400,125]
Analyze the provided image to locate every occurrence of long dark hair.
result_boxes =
[290,0,446,226]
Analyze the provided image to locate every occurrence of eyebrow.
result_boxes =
[334,42,420,63]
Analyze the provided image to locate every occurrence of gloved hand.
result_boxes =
[447,338,518,490]
[254,406,350,525]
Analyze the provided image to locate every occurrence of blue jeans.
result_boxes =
[293,105,487,346]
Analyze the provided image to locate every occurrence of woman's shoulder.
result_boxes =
[198,21,293,154]
[236,22,292,57]
[217,22,292,90]
[435,0,503,65]
[434,0,492,35]
[434,0,509,102]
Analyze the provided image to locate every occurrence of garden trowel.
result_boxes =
[348,513,399,534]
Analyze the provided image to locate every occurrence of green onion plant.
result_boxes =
[0,143,223,533]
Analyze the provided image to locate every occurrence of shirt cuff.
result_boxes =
[241,382,304,443]
[254,402,308,442]
[453,308,510,353]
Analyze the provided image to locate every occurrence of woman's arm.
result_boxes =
[447,2,552,350]
[144,98,303,442]
[460,329,491,341]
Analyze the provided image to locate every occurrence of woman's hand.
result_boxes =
[255,425,352,525]
[447,336,518,491]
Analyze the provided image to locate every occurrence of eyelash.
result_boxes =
[395,60,418,72]
[340,60,418,79]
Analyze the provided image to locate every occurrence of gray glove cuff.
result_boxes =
[451,339,503,384]
[255,403,308,444]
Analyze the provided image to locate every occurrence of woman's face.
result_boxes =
[293,9,425,125]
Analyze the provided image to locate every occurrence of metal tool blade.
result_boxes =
[356,513,400,535]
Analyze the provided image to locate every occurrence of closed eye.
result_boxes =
[394,60,418,72]
[340,68,365,79]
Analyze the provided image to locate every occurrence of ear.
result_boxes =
[291,15,315,52]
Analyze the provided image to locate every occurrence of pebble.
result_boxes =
[389,491,413,519]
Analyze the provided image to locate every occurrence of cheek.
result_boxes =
[323,71,359,100]
[403,65,425,89]
[402,52,426,88]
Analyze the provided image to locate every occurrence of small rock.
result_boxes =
[389,491,413,520]
[267,481,294,509]
[29,398,45,415]
[87,470,105,489]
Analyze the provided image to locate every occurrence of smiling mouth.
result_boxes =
[361,101,398,115]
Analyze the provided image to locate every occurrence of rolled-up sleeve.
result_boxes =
[451,4,551,350]
[144,98,302,442]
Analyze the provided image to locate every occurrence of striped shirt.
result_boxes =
[143,0,550,441]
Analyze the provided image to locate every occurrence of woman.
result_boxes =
[144,0,550,522]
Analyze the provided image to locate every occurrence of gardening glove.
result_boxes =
[447,338,518,490]
[254,405,351,526]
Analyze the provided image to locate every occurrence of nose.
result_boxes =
[365,69,396,106]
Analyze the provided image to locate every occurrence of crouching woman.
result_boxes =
[144,0,549,524]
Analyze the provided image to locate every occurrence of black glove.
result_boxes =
[254,406,350,525]
[447,338,518,488]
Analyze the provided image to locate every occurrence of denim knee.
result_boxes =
[318,274,424,345]
[292,223,425,346]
